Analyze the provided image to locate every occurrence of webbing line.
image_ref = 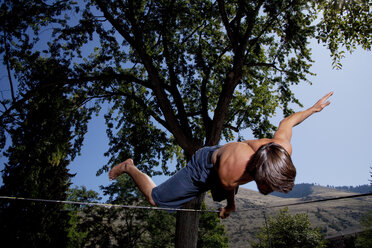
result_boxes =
[0,196,219,213]
[1,192,371,213]
[236,192,372,212]
[270,192,372,208]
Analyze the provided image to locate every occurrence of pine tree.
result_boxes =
[0,58,90,247]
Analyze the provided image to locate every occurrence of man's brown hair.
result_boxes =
[247,142,296,195]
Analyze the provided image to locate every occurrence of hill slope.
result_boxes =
[271,183,372,198]
[205,185,372,248]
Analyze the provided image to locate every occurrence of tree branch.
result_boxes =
[195,33,213,140]
[241,0,264,51]
[3,32,15,102]
[224,124,239,132]
[245,62,292,74]
[96,0,137,47]
[96,0,198,154]
[160,7,192,136]
[217,0,237,49]
[100,88,169,129]
[71,72,151,87]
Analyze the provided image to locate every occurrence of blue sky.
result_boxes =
[65,40,372,194]
[0,39,371,195]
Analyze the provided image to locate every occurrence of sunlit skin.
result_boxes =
[109,92,333,219]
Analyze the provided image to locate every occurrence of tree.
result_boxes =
[251,208,327,248]
[356,209,372,248]
[355,166,372,248]
[1,1,370,247]
[68,177,227,247]
[0,58,90,247]
[198,203,229,248]
[66,186,102,248]
[73,175,176,248]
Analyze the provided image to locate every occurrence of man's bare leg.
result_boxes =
[109,159,156,206]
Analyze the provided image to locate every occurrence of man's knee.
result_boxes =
[148,190,156,206]
[148,197,156,206]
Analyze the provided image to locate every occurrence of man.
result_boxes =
[109,92,333,218]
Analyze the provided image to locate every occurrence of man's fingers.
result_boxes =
[322,100,331,108]
[322,91,334,102]
[218,208,228,219]
[315,91,333,111]
[218,207,234,219]
[219,213,229,219]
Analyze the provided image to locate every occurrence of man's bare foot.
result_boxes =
[109,159,134,180]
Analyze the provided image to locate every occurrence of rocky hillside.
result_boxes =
[205,185,372,248]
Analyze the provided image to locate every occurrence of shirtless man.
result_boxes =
[109,92,333,218]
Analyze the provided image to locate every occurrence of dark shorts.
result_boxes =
[151,145,238,209]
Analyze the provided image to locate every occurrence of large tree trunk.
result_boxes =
[175,193,205,248]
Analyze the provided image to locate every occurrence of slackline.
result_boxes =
[0,192,371,213]
[0,195,219,213]
[236,192,372,212]
[270,192,372,208]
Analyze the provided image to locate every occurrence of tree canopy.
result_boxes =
[1,0,370,167]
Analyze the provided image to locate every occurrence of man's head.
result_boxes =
[247,142,296,195]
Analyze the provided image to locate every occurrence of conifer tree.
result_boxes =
[0,58,91,247]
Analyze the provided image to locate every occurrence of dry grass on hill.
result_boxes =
[205,186,372,248]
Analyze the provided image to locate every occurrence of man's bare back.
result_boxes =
[211,139,288,190]
[212,142,255,190]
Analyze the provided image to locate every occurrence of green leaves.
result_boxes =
[3,0,369,165]
[356,209,372,248]
[0,55,93,247]
[316,0,372,69]
[251,208,327,248]
[72,176,176,248]
[198,203,229,248]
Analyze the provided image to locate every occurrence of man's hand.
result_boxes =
[311,91,333,112]
[219,205,235,219]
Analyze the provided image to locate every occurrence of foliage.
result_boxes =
[1,0,370,170]
[251,208,327,248]
[73,176,176,248]
[67,178,228,247]
[198,203,229,248]
[330,184,372,194]
[316,0,371,69]
[0,57,90,247]
[66,186,102,248]
[356,209,372,248]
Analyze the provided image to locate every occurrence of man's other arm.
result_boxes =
[218,189,236,219]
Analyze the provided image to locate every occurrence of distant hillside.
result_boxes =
[271,183,372,198]
[271,183,314,198]
[332,184,372,194]
[205,184,372,248]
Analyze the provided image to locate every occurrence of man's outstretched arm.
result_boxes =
[273,91,333,154]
